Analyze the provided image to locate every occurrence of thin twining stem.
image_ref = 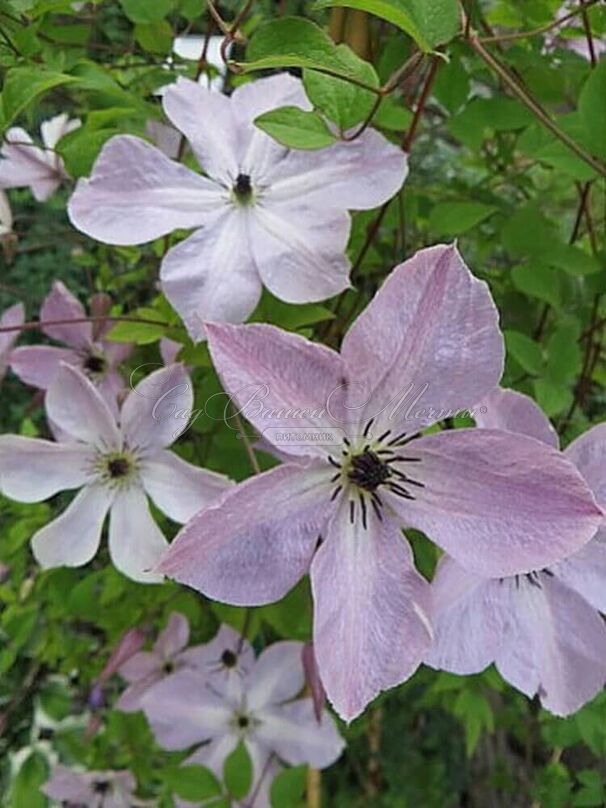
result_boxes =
[478,0,600,43]
[467,31,606,179]
[0,315,168,334]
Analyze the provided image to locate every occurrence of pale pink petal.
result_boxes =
[108,487,168,583]
[425,556,506,673]
[496,574,606,716]
[41,113,81,150]
[162,77,239,184]
[0,301,24,358]
[119,651,160,683]
[206,322,346,460]
[0,436,93,501]
[255,700,344,768]
[46,363,121,448]
[475,387,559,448]
[160,211,261,341]
[159,336,182,365]
[42,766,93,802]
[155,611,190,658]
[0,190,12,238]
[99,628,147,683]
[116,674,162,713]
[0,128,59,200]
[141,669,231,749]
[551,535,606,613]
[232,73,309,181]
[31,483,113,568]
[96,370,125,414]
[103,339,133,366]
[158,463,333,604]
[311,505,432,722]
[250,202,351,304]
[565,422,606,507]
[146,119,182,160]
[302,643,325,722]
[266,128,407,211]
[246,641,305,709]
[121,364,193,451]
[141,448,232,523]
[68,135,223,245]
[385,429,603,578]
[10,345,78,389]
[180,624,255,682]
[40,280,91,347]
[341,244,504,434]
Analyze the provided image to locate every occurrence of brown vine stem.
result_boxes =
[0,315,168,335]
[466,31,606,179]
[478,0,600,44]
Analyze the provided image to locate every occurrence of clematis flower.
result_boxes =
[426,386,606,715]
[67,73,407,340]
[0,301,24,383]
[117,616,253,711]
[0,113,80,201]
[140,640,344,801]
[0,362,231,582]
[42,765,143,807]
[11,281,133,412]
[157,244,602,720]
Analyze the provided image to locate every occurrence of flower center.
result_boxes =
[233,173,253,204]
[329,418,424,529]
[84,352,107,376]
[92,779,110,794]
[163,660,175,674]
[221,649,237,668]
[95,450,140,489]
[348,450,392,492]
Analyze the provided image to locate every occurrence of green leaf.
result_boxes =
[11,753,48,808]
[224,741,253,800]
[106,308,166,345]
[119,0,172,23]
[161,765,222,800]
[579,59,606,161]
[260,578,312,640]
[504,330,543,375]
[511,264,562,309]
[135,21,173,53]
[303,44,379,130]
[449,97,533,150]
[314,0,459,51]
[372,96,412,131]
[243,17,377,87]
[1,67,76,128]
[429,201,496,236]
[534,379,572,417]
[433,55,469,114]
[255,107,337,150]
[271,765,307,808]
[546,322,581,384]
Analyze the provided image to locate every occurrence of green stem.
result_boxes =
[467,34,606,179]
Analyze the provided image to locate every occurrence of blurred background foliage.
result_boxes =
[0,0,605,805]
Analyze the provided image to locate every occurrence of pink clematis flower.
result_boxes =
[157,244,602,721]
[0,113,80,201]
[42,765,143,808]
[117,616,253,711]
[426,387,606,715]
[141,640,344,802]
[67,74,407,340]
[0,301,24,382]
[11,281,133,412]
[0,362,231,582]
